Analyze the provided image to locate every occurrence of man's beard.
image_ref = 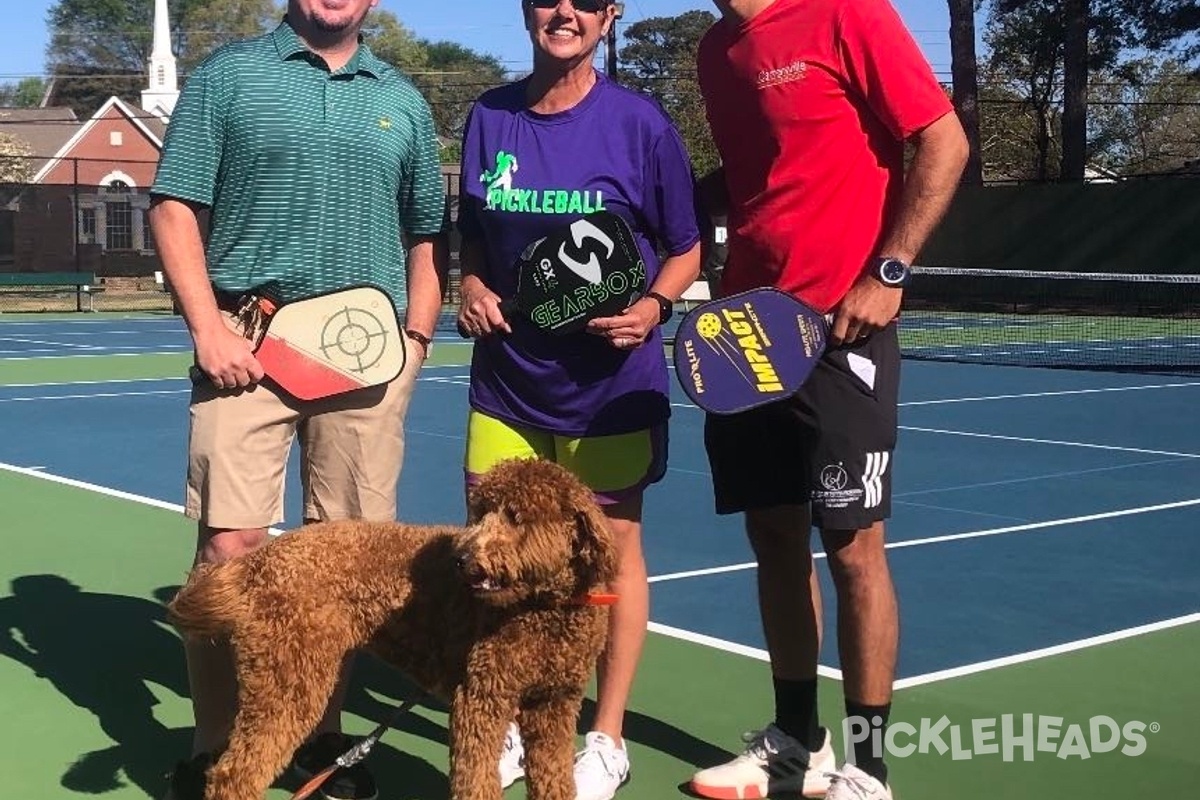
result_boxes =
[312,16,354,34]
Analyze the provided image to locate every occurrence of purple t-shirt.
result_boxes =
[458,71,701,436]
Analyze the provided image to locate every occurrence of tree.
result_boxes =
[410,40,506,144]
[617,10,720,175]
[948,0,983,183]
[1089,58,1200,175]
[0,132,35,184]
[991,0,1199,180]
[360,11,509,149]
[45,0,276,118]
[950,0,979,183]
[173,0,279,73]
[1058,0,1089,179]
[359,8,428,73]
[0,79,48,108]
[982,0,1065,181]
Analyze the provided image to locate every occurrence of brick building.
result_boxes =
[0,0,177,275]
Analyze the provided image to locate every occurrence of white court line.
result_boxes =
[0,373,475,401]
[648,496,1200,584]
[6,330,190,337]
[0,365,470,389]
[648,621,844,680]
[0,351,189,361]
[901,425,1200,459]
[0,377,187,389]
[898,381,1200,406]
[0,317,181,327]
[0,389,191,403]
[0,336,102,350]
[0,461,184,513]
[0,348,193,356]
[667,381,1200,413]
[893,613,1200,689]
[1,460,1193,688]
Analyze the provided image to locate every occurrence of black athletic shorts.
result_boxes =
[703,321,900,531]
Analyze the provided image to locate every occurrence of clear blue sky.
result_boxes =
[0,0,966,84]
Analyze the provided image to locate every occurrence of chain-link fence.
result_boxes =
[1,156,465,313]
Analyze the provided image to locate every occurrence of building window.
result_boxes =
[105,181,133,250]
[157,65,165,86]
[110,131,123,146]
[81,207,97,244]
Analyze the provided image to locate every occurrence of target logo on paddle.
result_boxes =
[254,285,406,400]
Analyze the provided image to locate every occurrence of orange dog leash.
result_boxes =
[576,592,619,605]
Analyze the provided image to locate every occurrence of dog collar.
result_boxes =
[574,592,619,606]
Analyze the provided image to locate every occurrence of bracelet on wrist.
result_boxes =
[405,328,432,356]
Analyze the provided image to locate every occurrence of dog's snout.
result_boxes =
[455,554,469,570]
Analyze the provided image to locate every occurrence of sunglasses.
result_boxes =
[527,0,609,12]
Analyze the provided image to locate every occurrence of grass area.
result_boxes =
[899,311,1195,350]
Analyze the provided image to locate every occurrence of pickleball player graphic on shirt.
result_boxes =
[481,151,519,208]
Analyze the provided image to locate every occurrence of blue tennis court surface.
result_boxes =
[2,315,1198,688]
[0,316,194,357]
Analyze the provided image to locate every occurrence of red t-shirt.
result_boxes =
[697,0,954,312]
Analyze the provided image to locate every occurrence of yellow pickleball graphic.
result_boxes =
[696,312,723,339]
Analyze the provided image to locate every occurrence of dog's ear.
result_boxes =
[572,505,618,587]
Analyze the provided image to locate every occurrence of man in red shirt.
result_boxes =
[688,2,968,799]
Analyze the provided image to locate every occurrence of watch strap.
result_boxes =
[645,291,673,325]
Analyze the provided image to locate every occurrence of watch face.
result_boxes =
[881,259,907,284]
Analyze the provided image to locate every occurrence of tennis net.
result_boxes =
[899,267,1200,372]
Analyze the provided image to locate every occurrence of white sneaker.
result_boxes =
[824,763,893,800]
[499,722,525,789]
[573,731,630,800]
[689,724,835,800]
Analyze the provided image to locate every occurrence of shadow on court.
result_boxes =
[0,577,189,797]
[349,650,734,789]
[0,575,735,799]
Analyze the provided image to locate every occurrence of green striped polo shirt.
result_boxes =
[151,18,447,306]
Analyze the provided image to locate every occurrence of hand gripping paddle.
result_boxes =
[191,284,406,401]
[459,210,646,337]
[672,287,829,414]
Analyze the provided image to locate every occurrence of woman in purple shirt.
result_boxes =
[456,2,702,798]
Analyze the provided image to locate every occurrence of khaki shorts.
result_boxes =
[185,309,422,529]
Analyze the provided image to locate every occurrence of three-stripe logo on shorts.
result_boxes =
[862,452,889,509]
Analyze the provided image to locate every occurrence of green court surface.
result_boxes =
[4,448,1197,800]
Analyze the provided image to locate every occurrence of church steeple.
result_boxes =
[141,0,179,121]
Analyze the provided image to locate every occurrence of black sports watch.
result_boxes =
[644,291,674,325]
[871,257,911,288]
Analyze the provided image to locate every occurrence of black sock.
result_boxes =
[844,700,890,785]
[772,677,823,752]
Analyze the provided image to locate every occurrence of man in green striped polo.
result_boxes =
[149,1,447,798]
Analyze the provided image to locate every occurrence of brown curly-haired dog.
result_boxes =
[167,457,618,800]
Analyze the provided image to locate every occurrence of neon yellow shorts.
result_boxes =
[464,409,667,504]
